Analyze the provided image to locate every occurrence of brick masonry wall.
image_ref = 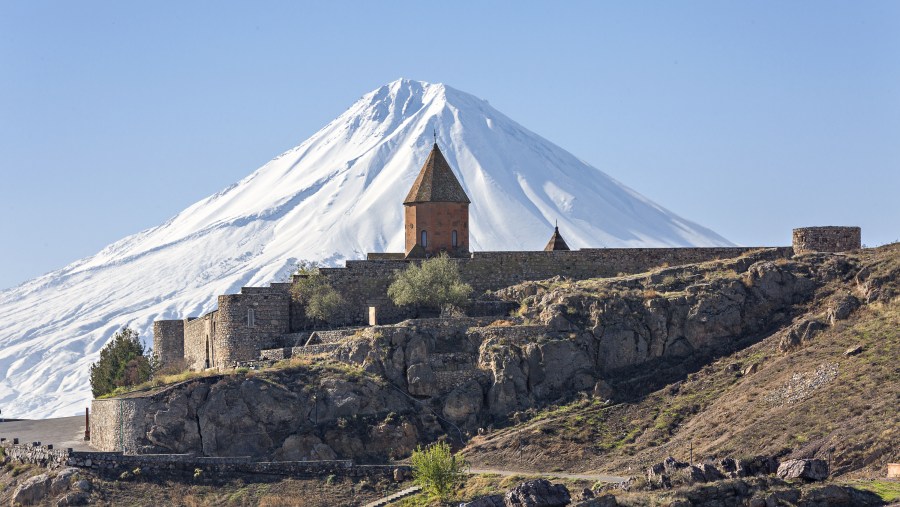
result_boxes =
[405,201,469,255]
[89,398,151,453]
[792,227,861,254]
[152,320,184,369]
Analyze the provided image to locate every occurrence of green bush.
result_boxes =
[388,254,473,311]
[410,441,469,501]
[290,261,347,326]
[89,327,153,398]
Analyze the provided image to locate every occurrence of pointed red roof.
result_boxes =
[404,143,471,204]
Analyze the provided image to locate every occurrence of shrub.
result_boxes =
[290,262,347,326]
[89,327,153,398]
[410,441,469,501]
[388,254,473,312]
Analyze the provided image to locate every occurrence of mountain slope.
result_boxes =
[0,79,732,418]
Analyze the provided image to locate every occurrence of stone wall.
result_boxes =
[792,227,861,254]
[216,284,291,366]
[152,320,184,369]
[1,442,407,479]
[183,313,216,370]
[89,398,152,453]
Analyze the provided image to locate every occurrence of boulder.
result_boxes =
[406,362,437,396]
[503,479,571,506]
[776,459,828,481]
[827,294,860,324]
[56,491,89,506]
[844,345,863,356]
[573,495,618,507]
[49,467,80,496]
[443,380,484,423]
[700,463,725,482]
[12,472,52,506]
[461,495,506,507]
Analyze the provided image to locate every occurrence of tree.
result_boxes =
[290,261,347,326]
[89,327,153,397]
[410,441,469,502]
[388,254,473,312]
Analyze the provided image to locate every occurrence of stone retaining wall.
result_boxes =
[792,226,861,254]
[89,397,153,453]
[0,442,407,479]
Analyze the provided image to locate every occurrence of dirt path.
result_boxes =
[469,467,627,484]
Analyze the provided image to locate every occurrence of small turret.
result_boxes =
[544,225,570,251]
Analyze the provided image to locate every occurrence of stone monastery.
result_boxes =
[152,143,862,372]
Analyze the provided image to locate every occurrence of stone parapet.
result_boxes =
[792,226,861,254]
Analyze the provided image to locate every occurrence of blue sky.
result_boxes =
[1,1,898,290]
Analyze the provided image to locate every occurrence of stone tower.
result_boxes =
[403,143,471,257]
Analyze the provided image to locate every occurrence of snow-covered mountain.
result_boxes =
[0,79,732,418]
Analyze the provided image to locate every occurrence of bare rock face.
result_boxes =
[776,459,829,482]
[503,479,571,507]
[12,472,52,506]
[275,434,337,461]
[461,495,506,507]
[443,380,484,423]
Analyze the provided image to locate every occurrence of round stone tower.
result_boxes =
[152,320,185,369]
[792,226,861,254]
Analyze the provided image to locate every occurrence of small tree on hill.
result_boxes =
[290,260,347,326]
[411,441,469,501]
[388,254,473,313]
[89,327,153,397]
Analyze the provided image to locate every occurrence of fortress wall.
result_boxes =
[792,226,861,254]
[89,398,151,453]
[152,320,184,368]
[183,314,215,370]
[317,261,412,324]
[216,286,291,366]
[461,247,792,294]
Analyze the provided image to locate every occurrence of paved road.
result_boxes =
[470,467,627,484]
[0,416,91,451]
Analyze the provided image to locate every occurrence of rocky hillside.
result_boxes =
[464,243,900,479]
[110,244,899,477]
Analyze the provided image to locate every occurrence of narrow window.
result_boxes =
[421,230,427,247]
[451,230,458,247]
[247,308,256,327]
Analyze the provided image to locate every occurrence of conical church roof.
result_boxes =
[404,143,471,204]
[544,226,571,251]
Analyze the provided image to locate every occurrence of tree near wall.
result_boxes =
[89,327,153,398]
[290,260,347,326]
[388,253,473,312]
[410,441,469,501]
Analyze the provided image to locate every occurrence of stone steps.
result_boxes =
[363,485,422,507]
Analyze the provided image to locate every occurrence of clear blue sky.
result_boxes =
[1,2,898,290]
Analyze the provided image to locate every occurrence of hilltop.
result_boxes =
[464,242,900,480]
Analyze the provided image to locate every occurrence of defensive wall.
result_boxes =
[152,226,862,372]
[0,441,407,479]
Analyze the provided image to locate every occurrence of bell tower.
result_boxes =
[403,143,470,258]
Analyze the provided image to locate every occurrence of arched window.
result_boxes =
[247,308,256,327]
[451,230,458,247]
[421,230,427,247]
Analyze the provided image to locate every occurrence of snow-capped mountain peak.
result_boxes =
[0,79,731,418]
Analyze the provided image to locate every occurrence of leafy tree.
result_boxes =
[410,441,469,501]
[290,261,347,326]
[388,254,473,311]
[89,327,153,397]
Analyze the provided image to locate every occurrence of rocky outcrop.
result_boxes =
[504,479,571,507]
[10,468,90,506]
[777,459,829,481]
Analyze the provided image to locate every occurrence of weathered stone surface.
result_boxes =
[443,380,484,423]
[407,362,437,396]
[776,459,828,481]
[572,494,618,507]
[461,494,506,507]
[49,467,79,496]
[56,491,89,506]
[503,479,571,507]
[844,345,863,356]
[12,472,53,506]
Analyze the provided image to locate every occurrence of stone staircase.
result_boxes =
[362,485,422,507]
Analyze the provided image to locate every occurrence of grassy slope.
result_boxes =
[464,244,899,480]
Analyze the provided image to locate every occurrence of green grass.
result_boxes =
[850,480,900,502]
